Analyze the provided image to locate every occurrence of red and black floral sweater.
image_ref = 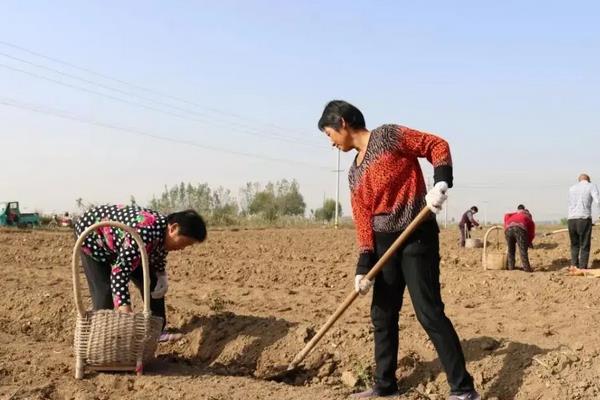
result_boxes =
[349,124,453,274]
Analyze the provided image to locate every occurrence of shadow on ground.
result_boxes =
[398,336,551,400]
[533,242,559,250]
[149,312,322,385]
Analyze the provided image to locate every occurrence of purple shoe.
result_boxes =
[158,332,183,342]
[349,388,399,398]
[448,390,481,400]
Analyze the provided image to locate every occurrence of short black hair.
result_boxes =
[470,206,479,213]
[167,209,207,242]
[318,100,366,131]
[517,204,525,210]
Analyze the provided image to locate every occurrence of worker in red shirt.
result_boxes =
[503,204,535,272]
[318,100,479,400]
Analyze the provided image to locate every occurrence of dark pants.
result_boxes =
[80,252,166,330]
[505,226,531,271]
[371,222,474,395]
[459,224,470,247]
[568,218,593,268]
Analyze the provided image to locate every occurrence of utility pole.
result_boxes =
[334,149,341,229]
[444,197,448,229]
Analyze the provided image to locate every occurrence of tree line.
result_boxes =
[147,180,342,226]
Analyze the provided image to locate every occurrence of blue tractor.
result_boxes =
[0,201,40,228]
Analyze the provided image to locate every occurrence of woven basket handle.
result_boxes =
[482,225,503,270]
[72,221,152,317]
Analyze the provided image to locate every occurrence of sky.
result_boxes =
[0,1,599,222]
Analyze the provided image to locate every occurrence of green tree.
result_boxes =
[314,199,342,222]
[276,179,306,216]
[191,183,212,216]
[150,179,306,225]
[149,182,211,215]
[211,186,239,225]
[249,189,278,221]
[247,179,306,220]
[239,182,260,216]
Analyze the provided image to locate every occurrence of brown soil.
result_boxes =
[1,226,600,399]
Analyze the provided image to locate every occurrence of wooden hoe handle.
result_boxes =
[288,207,433,369]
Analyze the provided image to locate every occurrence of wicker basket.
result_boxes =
[465,238,483,248]
[72,221,163,379]
[482,225,507,270]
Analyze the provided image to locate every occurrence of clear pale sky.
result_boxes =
[1,1,598,222]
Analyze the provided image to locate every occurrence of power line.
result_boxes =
[0,51,324,148]
[0,96,331,170]
[456,183,569,189]
[0,61,325,148]
[0,40,316,139]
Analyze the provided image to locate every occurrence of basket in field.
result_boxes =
[465,238,483,248]
[72,221,163,379]
[482,225,507,270]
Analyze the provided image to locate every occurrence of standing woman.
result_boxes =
[318,100,479,400]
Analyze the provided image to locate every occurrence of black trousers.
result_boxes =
[568,218,593,268]
[80,252,166,330]
[371,222,474,395]
[505,226,531,271]
[459,225,470,247]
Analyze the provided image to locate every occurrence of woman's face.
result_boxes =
[323,126,354,152]
[164,223,199,251]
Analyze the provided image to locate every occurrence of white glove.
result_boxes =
[354,274,373,295]
[151,272,169,299]
[425,181,448,214]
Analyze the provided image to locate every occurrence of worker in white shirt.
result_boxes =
[567,174,600,269]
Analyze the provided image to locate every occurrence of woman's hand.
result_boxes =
[151,271,169,299]
[425,181,448,213]
[118,304,133,313]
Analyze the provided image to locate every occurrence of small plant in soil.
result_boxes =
[353,360,374,388]
[207,291,232,313]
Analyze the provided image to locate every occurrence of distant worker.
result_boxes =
[6,209,18,226]
[459,206,479,247]
[567,174,600,269]
[503,205,535,272]
[60,211,73,227]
